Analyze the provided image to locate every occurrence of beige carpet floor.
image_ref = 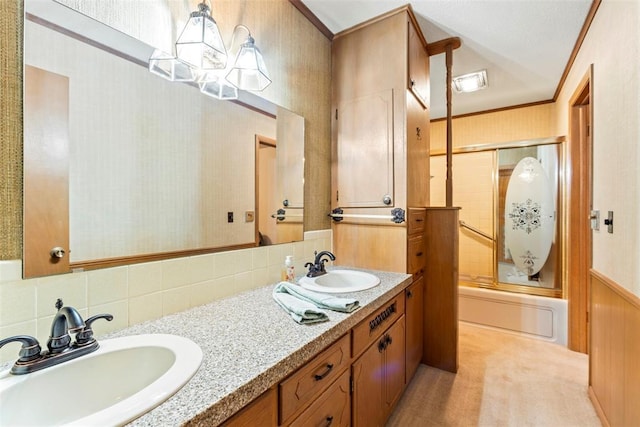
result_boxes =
[387,322,601,426]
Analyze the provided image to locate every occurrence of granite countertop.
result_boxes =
[108,267,412,426]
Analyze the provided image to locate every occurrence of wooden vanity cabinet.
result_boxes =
[331,15,430,386]
[405,276,424,382]
[351,293,406,426]
[352,316,406,426]
[279,334,350,425]
[221,387,278,426]
[331,5,430,274]
[288,369,351,427]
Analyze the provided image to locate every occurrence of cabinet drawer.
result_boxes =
[221,388,277,427]
[288,369,351,427]
[352,293,405,358]
[408,235,425,277]
[407,208,426,235]
[279,334,350,424]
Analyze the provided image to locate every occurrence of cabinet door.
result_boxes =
[383,316,406,418]
[336,90,394,208]
[352,339,384,426]
[405,278,424,383]
[408,19,430,109]
[406,91,430,207]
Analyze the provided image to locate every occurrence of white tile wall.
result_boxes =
[0,230,332,363]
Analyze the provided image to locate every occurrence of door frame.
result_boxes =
[567,65,593,353]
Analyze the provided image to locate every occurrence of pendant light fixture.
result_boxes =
[175,1,227,70]
[148,1,271,99]
[226,29,272,92]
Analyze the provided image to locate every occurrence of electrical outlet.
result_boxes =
[227,212,234,223]
[245,211,255,222]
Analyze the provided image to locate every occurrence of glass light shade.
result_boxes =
[199,72,238,100]
[148,49,195,82]
[226,36,271,91]
[175,2,227,70]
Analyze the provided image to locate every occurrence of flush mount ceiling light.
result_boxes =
[148,1,271,100]
[452,69,488,93]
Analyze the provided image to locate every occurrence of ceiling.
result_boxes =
[301,0,594,119]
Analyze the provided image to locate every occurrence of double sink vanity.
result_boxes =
[0,267,416,426]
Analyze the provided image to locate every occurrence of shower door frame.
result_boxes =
[492,140,564,298]
[436,136,566,299]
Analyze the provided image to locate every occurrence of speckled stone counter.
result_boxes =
[108,267,411,426]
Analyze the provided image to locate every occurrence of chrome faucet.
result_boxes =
[304,250,336,277]
[0,299,113,375]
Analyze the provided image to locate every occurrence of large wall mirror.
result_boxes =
[23,0,304,278]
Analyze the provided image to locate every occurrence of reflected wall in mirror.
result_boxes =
[23,0,304,278]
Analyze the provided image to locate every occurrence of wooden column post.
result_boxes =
[445,43,453,207]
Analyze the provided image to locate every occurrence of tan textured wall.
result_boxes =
[0,0,23,259]
[431,103,557,152]
[555,0,640,297]
[0,0,331,261]
[431,152,494,280]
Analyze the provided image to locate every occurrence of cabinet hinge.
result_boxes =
[336,190,339,202]
[335,109,338,120]
[350,376,354,394]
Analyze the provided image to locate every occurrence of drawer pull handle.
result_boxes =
[416,251,423,257]
[415,218,424,222]
[314,363,334,381]
[407,290,413,298]
[325,416,334,426]
[369,303,397,333]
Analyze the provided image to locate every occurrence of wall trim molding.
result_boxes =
[591,268,640,309]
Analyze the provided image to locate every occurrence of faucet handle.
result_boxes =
[0,335,43,363]
[75,313,114,346]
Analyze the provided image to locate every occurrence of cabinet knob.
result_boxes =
[325,416,334,426]
[382,195,392,205]
[50,247,66,259]
[407,290,413,298]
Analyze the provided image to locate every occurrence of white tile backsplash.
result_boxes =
[0,230,332,364]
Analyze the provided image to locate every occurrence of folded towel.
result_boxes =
[272,286,328,324]
[274,282,360,313]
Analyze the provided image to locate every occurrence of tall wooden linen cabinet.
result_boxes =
[331,6,431,425]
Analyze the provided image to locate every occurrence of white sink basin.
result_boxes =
[0,334,202,426]
[299,269,380,293]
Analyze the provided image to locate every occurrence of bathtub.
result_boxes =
[458,286,567,345]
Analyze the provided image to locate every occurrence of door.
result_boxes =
[567,67,593,354]
[336,90,394,208]
[23,65,70,278]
